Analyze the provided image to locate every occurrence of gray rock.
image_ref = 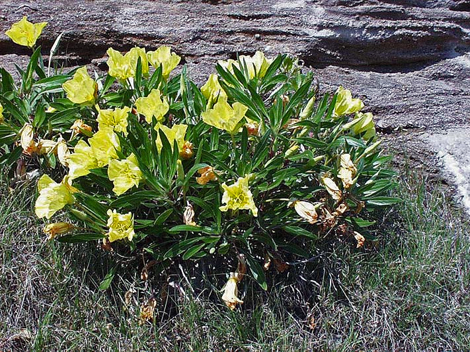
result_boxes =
[1,0,470,208]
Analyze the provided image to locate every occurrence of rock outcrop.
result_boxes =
[1,0,470,208]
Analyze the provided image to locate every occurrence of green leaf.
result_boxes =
[366,197,402,206]
[163,237,205,258]
[246,254,267,290]
[33,104,47,128]
[262,54,286,82]
[348,217,376,228]
[23,46,42,92]
[110,190,161,208]
[0,146,22,167]
[168,225,218,235]
[183,243,206,260]
[155,208,174,225]
[294,137,328,149]
[0,95,28,124]
[99,266,117,290]
[0,68,15,92]
[57,232,106,243]
[283,225,317,239]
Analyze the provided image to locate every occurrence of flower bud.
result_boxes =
[299,96,316,120]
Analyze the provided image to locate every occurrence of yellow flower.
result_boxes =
[241,51,272,79]
[107,48,133,80]
[96,106,131,135]
[290,200,320,224]
[35,175,76,219]
[108,153,143,195]
[5,16,47,48]
[321,176,342,201]
[220,175,258,217]
[67,140,99,179]
[343,112,376,140]
[128,47,149,76]
[62,67,97,106]
[201,97,248,134]
[201,74,227,104]
[147,46,181,79]
[155,123,187,153]
[219,51,272,79]
[135,89,169,123]
[332,86,364,118]
[337,154,357,189]
[222,273,243,310]
[0,104,3,124]
[43,222,74,241]
[106,47,148,80]
[88,127,121,167]
[106,209,135,242]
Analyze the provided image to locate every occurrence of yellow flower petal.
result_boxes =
[201,97,248,134]
[56,139,70,167]
[343,112,376,140]
[220,175,258,217]
[97,106,131,135]
[147,46,181,79]
[0,104,4,124]
[201,74,227,104]
[88,127,121,167]
[135,89,169,123]
[108,153,143,195]
[106,209,135,242]
[5,16,47,48]
[35,175,76,219]
[62,67,97,106]
[219,51,272,79]
[128,47,149,76]
[67,140,99,179]
[332,86,364,118]
[155,123,187,153]
[107,48,133,80]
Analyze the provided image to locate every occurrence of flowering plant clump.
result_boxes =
[0,20,400,309]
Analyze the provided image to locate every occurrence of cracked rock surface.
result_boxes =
[1,0,470,210]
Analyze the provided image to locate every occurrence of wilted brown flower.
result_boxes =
[43,222,74,240]
[70,119,93,136]
[179,141,194,160]
[222,273,243,310]
[196,166,217,185]
[139,297,157,325]
[183,202,196,226]
[354,231,365,248]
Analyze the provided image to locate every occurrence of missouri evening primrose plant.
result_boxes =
[0,19,399,310]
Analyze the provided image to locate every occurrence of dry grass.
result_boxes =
[1,171,469,351]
